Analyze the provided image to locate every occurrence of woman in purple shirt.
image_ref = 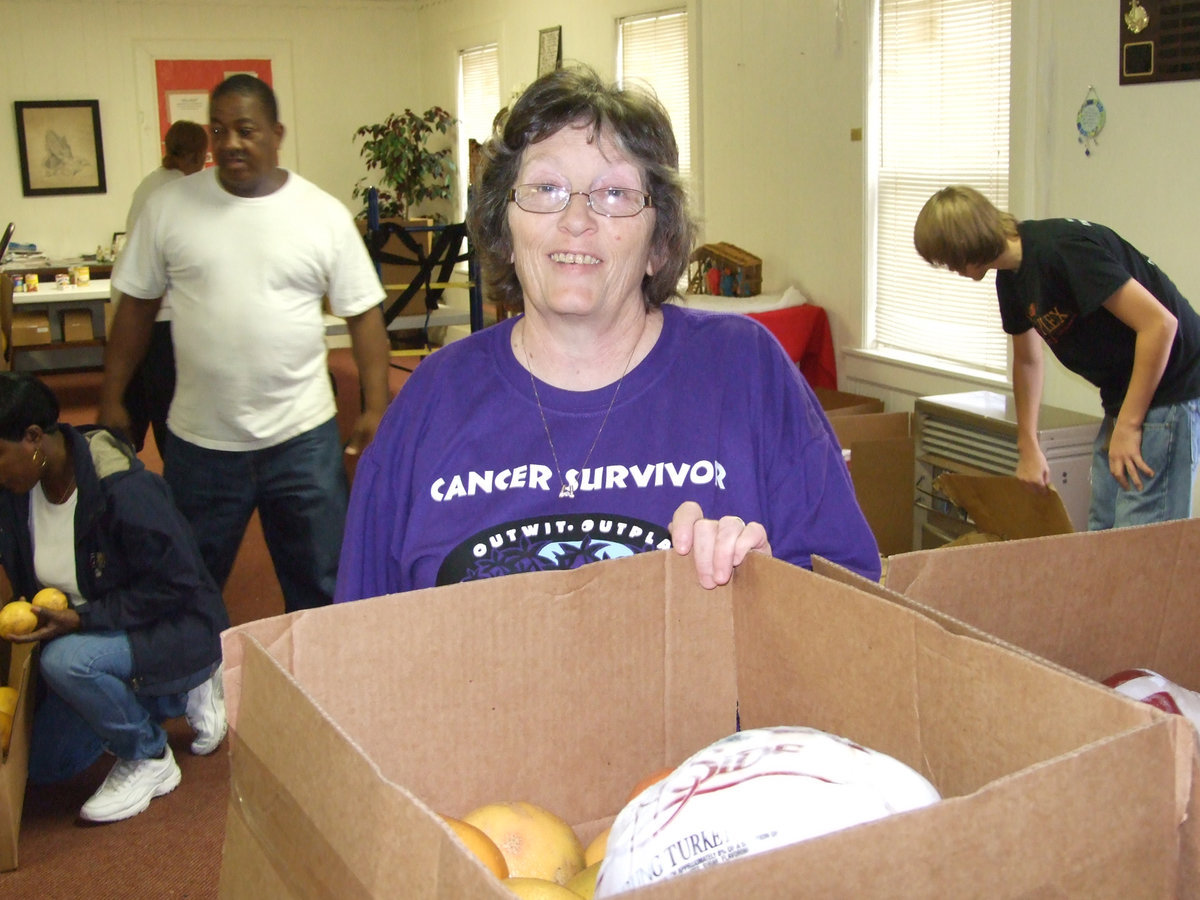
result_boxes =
[335,65,879,600]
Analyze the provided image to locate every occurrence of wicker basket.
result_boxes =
[688,242,762,297]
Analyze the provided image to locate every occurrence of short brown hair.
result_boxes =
[468,64,696,313]
[913,185,1019,271]
[163,120,209,163]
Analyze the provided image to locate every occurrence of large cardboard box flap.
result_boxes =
[813,387,884,417]
[829,411,914,556]
[879,517,1200,897]
[221,551,1192,898]
[935,473,1075,542]
[1,641,36,872]
[884,519,1200,684]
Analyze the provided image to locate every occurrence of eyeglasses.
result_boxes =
[508,184,653,218]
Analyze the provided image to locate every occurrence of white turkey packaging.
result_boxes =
[596,725,941,897]
[1104,668,1200,732]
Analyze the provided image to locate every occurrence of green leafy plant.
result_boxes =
[352,106,457,220]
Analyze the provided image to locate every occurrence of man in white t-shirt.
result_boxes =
[102,74,391,612]
[121,119,209,455]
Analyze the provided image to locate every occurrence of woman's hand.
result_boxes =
[8,604,81,644]
[669,501,772,589]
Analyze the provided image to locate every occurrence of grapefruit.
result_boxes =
[463,801,584,885]
[0,685,17,754]
[501,877,580,899]
[583,827,609,867]
[565,861,601,899]
[624,766,674,805]
[0,601,37,638]
[32,587,68,611]
[441,814,509,878]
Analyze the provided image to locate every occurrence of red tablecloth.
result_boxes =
[747,304,837,390]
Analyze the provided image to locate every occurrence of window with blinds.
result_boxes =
[457,43,500,218]
[617,10,691,183]
[870,0,1012,374]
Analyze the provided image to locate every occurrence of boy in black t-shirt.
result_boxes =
[914,185,1200,530]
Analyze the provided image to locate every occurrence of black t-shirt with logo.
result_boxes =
[997,218,1200,416]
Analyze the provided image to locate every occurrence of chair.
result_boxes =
[0,223,14,264]
[362,217,484,370]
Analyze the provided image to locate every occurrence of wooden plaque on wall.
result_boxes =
[1119,0,1200,85]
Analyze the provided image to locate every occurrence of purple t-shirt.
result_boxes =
[335,304,879,599]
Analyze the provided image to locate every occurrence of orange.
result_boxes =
[463,801,585,885]
[441,814,509,879]
[32,587,68,611]
[501,877,581,899]
[583,827,609,867]
[564,861,601,899]
[0,685,17,754]
[624,766,675,805]
[0,601,37,638]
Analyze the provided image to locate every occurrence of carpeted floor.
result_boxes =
[2,349,415,898]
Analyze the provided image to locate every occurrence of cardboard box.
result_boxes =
[1,641,36,872]
[61,309,94,342]
[884,517,1200,708]
[10,313,50,348]
[928,472,1077,546]
[813,387,885,417]
[219,551,1194,898]
[878,518,1200,897]
[828,411,915,557]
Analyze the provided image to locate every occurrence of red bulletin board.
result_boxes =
[153,58,273,160]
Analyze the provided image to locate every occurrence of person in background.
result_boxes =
[334,65,880,602]
[100,74,391,612]
[0,372,227,824]
[914,185,1200,529]
[121,119,209,456]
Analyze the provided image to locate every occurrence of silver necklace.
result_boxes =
[522,328,637,499]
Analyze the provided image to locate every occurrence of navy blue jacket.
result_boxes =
[0,425,227,695]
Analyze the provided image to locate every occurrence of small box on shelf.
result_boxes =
[10,313,49,347]
[61,310,94,343]
[688,242,762,297]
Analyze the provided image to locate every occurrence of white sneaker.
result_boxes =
[186,663,227,756]
[79,745,182,823]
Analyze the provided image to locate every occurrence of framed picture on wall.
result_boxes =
[538,26,562,77]
[14,100,107,196]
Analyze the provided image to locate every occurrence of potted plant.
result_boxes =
[351,106,457,221]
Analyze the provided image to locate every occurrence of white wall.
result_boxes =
[0,0,419,258]
[413,0,1199,419]
[5,0,1198,421]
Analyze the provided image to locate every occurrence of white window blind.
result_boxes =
[458,43,500,217]
[617,10,691,183]
[872,0,1011,373]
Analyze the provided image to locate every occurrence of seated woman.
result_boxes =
[0,372,228,824]
[335,65,880,601]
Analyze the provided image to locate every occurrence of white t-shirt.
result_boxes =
[124,166,185,322]
[125,166,183,234]
[30,486,83,607]
[112,168,385,451]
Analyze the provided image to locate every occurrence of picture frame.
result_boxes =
[14,100,107,196]
[538,26,562,77]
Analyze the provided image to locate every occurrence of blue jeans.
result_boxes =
[28,631,186,785]
[163,417,348,612]
[1088,398,1200,530]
